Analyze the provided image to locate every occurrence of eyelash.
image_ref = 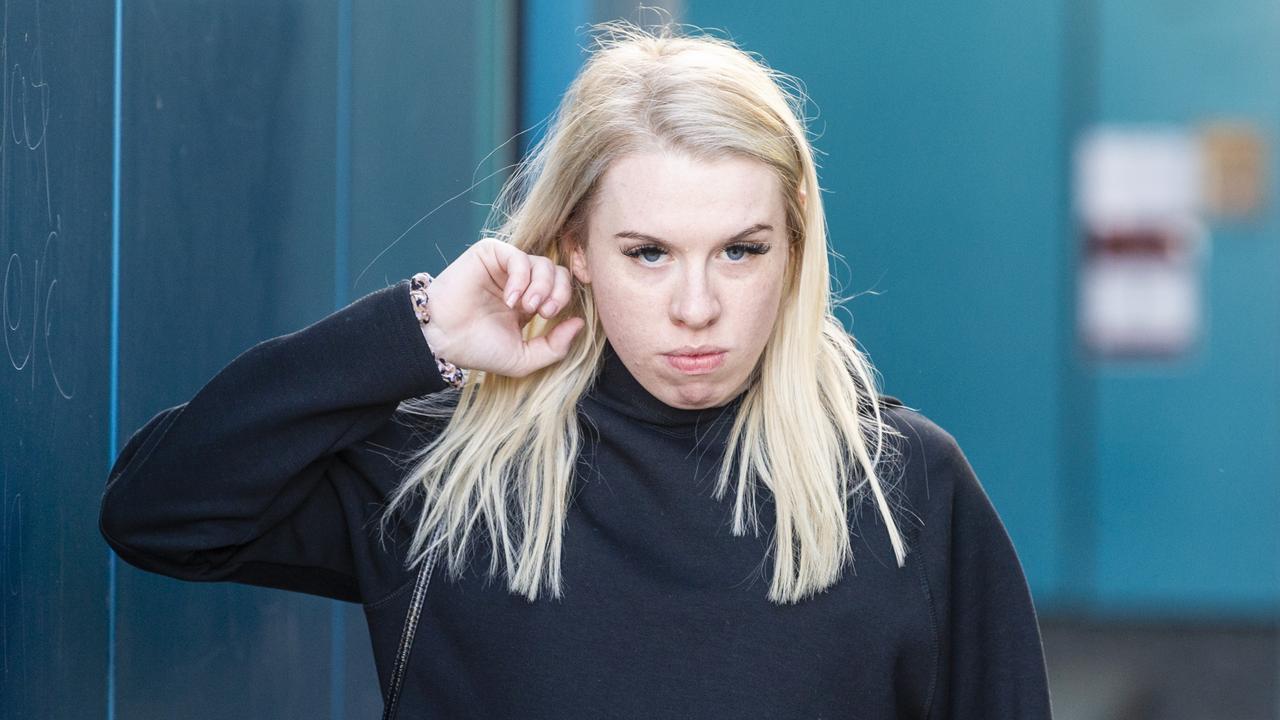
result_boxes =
[621,241,772,265]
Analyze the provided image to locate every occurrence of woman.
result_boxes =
[100,20,1054,719]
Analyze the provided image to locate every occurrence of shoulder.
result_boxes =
[872,394,1019,568]
[875,394,966,484]
[867,394,976,541]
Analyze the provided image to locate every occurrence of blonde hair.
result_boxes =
[378,19,913,605]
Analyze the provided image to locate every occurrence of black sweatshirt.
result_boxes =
[100,278,1054,719]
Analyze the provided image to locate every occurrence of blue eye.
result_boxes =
[619,245,666,265]
[622,242,771,266]
[634,246,665,264]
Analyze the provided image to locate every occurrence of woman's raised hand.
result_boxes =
[417,237,586,378]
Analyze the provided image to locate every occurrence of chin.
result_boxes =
[665,383,723,408]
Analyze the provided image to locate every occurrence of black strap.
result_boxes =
[381,528,445,720]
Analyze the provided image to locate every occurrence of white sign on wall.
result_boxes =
[1074,126,1209,359]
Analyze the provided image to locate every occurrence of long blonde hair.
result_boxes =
[378,19,913,605]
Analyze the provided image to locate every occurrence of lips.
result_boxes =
[665,350,727,374]
[667,345,727,356]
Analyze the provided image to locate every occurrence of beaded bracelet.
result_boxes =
[409,272,469,389]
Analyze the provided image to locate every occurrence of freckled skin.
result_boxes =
[567,150,792,410]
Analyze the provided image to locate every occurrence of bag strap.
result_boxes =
[381,527,446,720]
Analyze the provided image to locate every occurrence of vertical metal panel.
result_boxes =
[114,3,340,717]
[0,3,116,720]
[0,0,518,716]
[94,2,514,719]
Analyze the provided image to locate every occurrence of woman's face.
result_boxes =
[567,149,793,410]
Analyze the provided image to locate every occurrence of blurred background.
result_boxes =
[2,1,1276,718]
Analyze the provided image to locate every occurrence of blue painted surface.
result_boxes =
[519,0,591,154]
[1090,0,1280,620]
[332,1,353,714]
[6,4,1274,719]
[684,1,1280,619]
[109,8,124,720]
[684,2,1073,610]
[0,3,513,718]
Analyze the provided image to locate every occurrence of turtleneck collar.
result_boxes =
[584,339,749,431]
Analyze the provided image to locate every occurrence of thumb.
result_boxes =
[518,316,585,373]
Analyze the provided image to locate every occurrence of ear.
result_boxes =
[561,232,591,285]
[797,186,807,210]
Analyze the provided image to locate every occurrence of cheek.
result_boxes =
[586,264,646,330]
[739,283,784,329]
[738,264,788,333]
[740,255,787,300]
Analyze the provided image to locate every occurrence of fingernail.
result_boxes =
[505,291,518,308]
[542,301,558,315]
[527,294,541,309]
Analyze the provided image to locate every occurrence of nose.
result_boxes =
[669,266,721,329]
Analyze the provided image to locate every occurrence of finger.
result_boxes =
[522,256,556,314]
[492,243,531,308]
[539,265,573,318]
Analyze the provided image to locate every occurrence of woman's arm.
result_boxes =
[99,278,450,603]
[915,427,1055,719]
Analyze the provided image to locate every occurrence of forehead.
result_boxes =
[592,150,782,238]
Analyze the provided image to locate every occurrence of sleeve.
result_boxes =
[98,278,450,603]
[930,438,1055,719]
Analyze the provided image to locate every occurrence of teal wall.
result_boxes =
[683,1,1280,621]
[521,0,591,151]
[0,2,517,719]
[6,4,1275,718]
[1090,0,1280,619]
[684,1,1077,611]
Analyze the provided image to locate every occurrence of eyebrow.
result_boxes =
[613,223,774,245]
